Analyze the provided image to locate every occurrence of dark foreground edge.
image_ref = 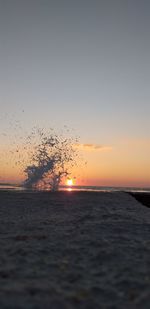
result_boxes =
[127,192,150,208]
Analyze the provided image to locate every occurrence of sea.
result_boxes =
[0,183,150,193]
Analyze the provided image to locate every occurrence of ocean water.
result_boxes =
[0,183,150,193]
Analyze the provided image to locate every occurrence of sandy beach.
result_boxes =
[0,190,150,308]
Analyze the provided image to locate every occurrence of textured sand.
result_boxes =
[0,191,150,308]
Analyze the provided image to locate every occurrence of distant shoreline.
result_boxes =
[0,185,150,208]
[0,183,150,192]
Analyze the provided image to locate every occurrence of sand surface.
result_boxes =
[0,191,150,308]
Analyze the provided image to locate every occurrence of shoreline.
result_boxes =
[0,187,150,207]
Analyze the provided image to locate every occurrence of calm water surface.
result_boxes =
[0,184,150,193]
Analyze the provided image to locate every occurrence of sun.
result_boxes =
[66,178,73,186]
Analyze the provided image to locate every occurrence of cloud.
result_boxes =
[75,143,112,152]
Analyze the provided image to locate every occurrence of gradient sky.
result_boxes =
[0,0,150,186]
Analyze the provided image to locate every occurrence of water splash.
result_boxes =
[22,128,79,190]
[1,117,83,189]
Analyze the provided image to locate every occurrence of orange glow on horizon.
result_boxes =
[0,138,150,188]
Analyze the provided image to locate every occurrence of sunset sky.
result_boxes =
[0,0,150,187]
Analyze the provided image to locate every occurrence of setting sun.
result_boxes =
[66,179,73,186]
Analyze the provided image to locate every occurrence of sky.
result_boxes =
[0,0,150,187]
